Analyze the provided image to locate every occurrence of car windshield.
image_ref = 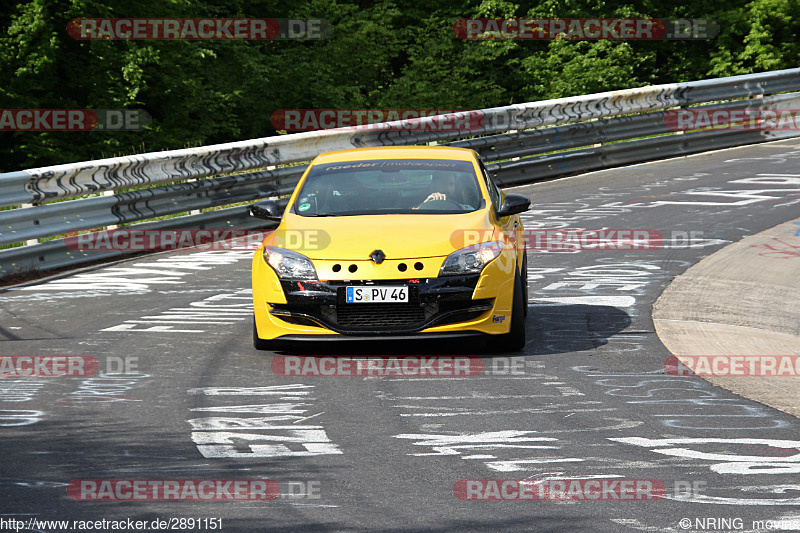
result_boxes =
[292,158,485,216]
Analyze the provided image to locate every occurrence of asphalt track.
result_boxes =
[1,138,800,532]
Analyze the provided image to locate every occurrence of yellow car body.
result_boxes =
[251,146,530,350]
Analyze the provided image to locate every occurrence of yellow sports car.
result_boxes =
[249,146,530,351]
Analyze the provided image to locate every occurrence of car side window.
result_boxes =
[479,160,501,210]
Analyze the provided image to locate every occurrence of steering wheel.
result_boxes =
[418,199,463,210]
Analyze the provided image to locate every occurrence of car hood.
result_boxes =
[272,210,499,260]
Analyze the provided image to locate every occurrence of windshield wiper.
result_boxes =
[303,212,339,217]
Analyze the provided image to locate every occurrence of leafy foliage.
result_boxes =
[1,0,797,170]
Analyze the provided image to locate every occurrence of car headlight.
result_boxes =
[439,241,504,276]
[262,246,318,280]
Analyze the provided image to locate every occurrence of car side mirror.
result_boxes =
[249,200,283,221]
[496,193,531,218]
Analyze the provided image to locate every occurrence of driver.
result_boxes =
[414,174,460,209]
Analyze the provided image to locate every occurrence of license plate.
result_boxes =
[346,286,408,303]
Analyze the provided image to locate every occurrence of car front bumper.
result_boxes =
[253,257,517,341]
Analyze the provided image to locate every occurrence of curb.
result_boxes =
[653,217,800,417]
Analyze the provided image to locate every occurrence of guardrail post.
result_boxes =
[103,190,119,229]
[186,178,202,215]
[20,204,39,246]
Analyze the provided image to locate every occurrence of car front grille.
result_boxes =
[271,298,492,335]
[333,303,430,329]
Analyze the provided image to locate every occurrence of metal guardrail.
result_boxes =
[0,166,302,245]
[468,92,800,185]
[2,68,800,279]
[0,205,276,275]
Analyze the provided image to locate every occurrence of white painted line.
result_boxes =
[485,458,585,472]
[535,296,637,308]
[293,412,324,424]
[399,407,616,417]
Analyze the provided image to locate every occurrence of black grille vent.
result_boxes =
[335,304,427,329]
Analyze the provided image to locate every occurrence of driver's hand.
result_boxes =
[425,192,446,202]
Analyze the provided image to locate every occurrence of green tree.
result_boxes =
[1,0,798,171]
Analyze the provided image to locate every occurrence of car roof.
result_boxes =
[312,145,477,164]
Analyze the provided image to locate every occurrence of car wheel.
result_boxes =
[495,270,526,352]
[521,252,529,317]
[253,315,273,351]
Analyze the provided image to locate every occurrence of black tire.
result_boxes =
[521,252,529,317]
[495,271,526,352]
[253,315,273,351]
